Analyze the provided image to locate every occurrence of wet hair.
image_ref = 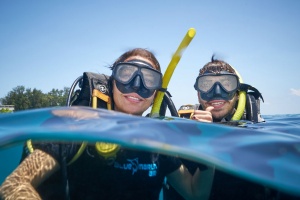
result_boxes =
[110,48,161,72]
[199,55,236,75]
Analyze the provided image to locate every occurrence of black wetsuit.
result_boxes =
[163,165,299,200]
[163,119,299,199]
[22,142,181,200]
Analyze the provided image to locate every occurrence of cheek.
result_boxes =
[113,84,122,102]
[146,94,155,105]
[228,95,238,106]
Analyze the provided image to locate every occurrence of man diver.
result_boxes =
[164,56,299,200]
[191,55,264,123]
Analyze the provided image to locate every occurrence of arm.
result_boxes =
[0,149,60,200]
[167,164,215,200]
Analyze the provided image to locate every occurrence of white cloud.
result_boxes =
[290,88,300,96]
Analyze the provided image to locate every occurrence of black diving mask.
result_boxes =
[194,73,240,101]
[112,60,162,98]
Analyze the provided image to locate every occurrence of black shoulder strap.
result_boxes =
[72,72,111,109]
[245,93,265,123]
[245,93,259,122]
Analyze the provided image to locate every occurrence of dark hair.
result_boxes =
[110,48,161,72]
[199,55,236,75]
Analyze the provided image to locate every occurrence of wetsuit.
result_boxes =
[22,142,182,200]
[164,167,299,200]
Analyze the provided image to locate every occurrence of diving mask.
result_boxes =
[194,73,239,101]
[112,60,162,98]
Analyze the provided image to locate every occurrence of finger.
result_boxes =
[205,106,214,112]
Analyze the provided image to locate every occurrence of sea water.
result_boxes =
[0,112,300,198]
[251,114,300,134]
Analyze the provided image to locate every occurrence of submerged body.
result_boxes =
[0,108,300,199]
[22,142,180,200]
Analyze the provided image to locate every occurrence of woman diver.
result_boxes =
[0,48,214,200]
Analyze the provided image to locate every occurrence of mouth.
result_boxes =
[208,100,225,108]
[124,94,143,102]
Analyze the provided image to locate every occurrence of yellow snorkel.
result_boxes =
[150,28,196,117]
[231,67,246,120]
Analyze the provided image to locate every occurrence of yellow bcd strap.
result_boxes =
[92,89,120,161]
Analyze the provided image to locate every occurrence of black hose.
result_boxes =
[66,75,83,106]
[159,91,179,117]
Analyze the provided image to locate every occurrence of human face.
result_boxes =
[198,91,238,121]
[113,56,158,116]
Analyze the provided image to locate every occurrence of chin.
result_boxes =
[212,113,227,121]
[126,109,143,116]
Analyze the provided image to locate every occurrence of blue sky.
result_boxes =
[0,0,299,115]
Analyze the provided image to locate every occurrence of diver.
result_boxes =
[0,48,214,200]
[164,56,299,200]
[181,55,264,123]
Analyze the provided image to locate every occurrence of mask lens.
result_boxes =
[114,64,138,83]
[218,75,238,91]
[196,76,215,92]
[140,68,161,89]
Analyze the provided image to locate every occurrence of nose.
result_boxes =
[213,84,222,96]
[132,76,141,90]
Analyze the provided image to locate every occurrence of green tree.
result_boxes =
[27,88,48,109]
[1,86,30,111]
[1,86,70,111]
[46,87,69,107]
[0,108,13,113]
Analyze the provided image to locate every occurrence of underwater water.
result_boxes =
[0,108,299,199]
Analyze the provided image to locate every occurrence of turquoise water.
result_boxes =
[0,144,23,184]
[0,108,299,197]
